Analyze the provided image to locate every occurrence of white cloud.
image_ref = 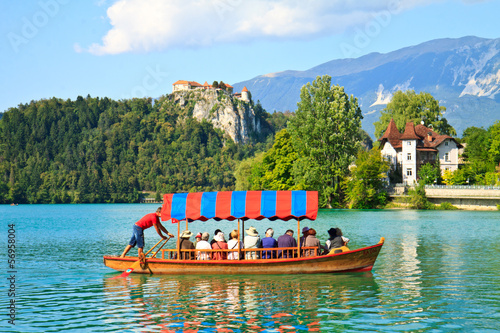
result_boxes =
[86,0,437,55]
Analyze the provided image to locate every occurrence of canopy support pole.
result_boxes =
[237,219,241,260]
[177,220,180,260]
[241,219,245,260]
[297,220,301,258]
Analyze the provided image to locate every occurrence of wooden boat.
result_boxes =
[104,191,384,275]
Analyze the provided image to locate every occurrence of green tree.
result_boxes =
[234,153,264,191]
[288,75,363,207]
[258,129,299,190]
[462,126,490,163]
[488,120,500,167]
[374,90,456,138]
[212,81,219,89]
[461,125,496,184]
[343,148,390,209]
[418,162,441,185]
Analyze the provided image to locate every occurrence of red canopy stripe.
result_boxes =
[306,191,318,220]
[215,191,232,220]
[246,191,262,219]
[276,191,292,218]
[186,192,203,221]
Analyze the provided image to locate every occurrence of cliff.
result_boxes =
[171,89,261,144]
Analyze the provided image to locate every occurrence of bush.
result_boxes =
[407,182,432,209]
[437,202,459,210]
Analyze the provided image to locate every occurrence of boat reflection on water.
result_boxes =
[103,272,380,332]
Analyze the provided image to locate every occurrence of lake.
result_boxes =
[1,204,499,332]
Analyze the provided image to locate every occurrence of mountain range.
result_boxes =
[233,36,500,139]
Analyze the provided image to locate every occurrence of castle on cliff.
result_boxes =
[172,80,251,103]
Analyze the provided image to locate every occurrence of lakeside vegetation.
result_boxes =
[1,76,499,208]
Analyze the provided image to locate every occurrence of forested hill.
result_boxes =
[0,94,285,204]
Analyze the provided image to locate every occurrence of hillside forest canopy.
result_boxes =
[0,78,499,207]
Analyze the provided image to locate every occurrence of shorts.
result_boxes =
[129,224,145,249]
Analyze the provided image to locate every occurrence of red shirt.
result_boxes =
[135,213,159,230]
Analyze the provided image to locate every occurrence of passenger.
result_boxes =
[300,226,309,256]
[304,228,322,257]
[193,232,202,248]
[338,228,350,247]
[326,228,350,254]
[211,232,228,260]
[277,229,297,258]
[261,228,278,259]
[210,229,223,246]
[227,230,243,260]
[300,226,309,247]
[196,232,212,260]
[179,230,195,260]
[244,226,261,259]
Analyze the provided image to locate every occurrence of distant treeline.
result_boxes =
[0,95,287,204]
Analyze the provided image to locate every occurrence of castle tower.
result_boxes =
[400,122,419,185]
[241,86,251,102]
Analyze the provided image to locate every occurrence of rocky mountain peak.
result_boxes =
[172,89,261,144]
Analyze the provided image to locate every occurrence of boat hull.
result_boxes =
[104,238,384,275]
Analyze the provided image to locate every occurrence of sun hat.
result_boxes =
[180,230,193,239]
[327,228,337,237]
[246,226,259,236]
[302,226,310,233]
[214,232,225,242]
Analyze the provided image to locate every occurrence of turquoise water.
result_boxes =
[1,204,499,332]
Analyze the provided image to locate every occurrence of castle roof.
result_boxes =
[172,80,203,87]
[378,119,462,151]
[400,122,420,140]
[379,118,402,148]
[242,86,249,92]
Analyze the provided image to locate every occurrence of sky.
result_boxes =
[1,0,499,113]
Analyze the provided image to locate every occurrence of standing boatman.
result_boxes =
[120,207,174,259]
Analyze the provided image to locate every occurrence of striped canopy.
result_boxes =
[161,191,318,222]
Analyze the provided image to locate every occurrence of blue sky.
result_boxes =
[1,0,499,113]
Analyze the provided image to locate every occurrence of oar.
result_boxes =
[150,236,171,259]
[111,238,167,279]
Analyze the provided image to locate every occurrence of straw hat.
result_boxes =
[180,230,193,239]
[246,226,259,236]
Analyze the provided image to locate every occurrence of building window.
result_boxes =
[407,168,412,176]
[445,153,450,162]
[407,141,412,146]
[407,153,412,161]
[445,141,449,146]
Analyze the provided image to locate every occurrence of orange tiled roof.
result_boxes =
[242,86,249,92]
[379,118,402,148]
[172,80,202,87]
[379,118,462,150]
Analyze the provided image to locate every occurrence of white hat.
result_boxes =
[246,226,259,236]
[214,232,225,242]
[180,230,193,239]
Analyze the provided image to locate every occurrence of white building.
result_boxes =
[379,119,462,185]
